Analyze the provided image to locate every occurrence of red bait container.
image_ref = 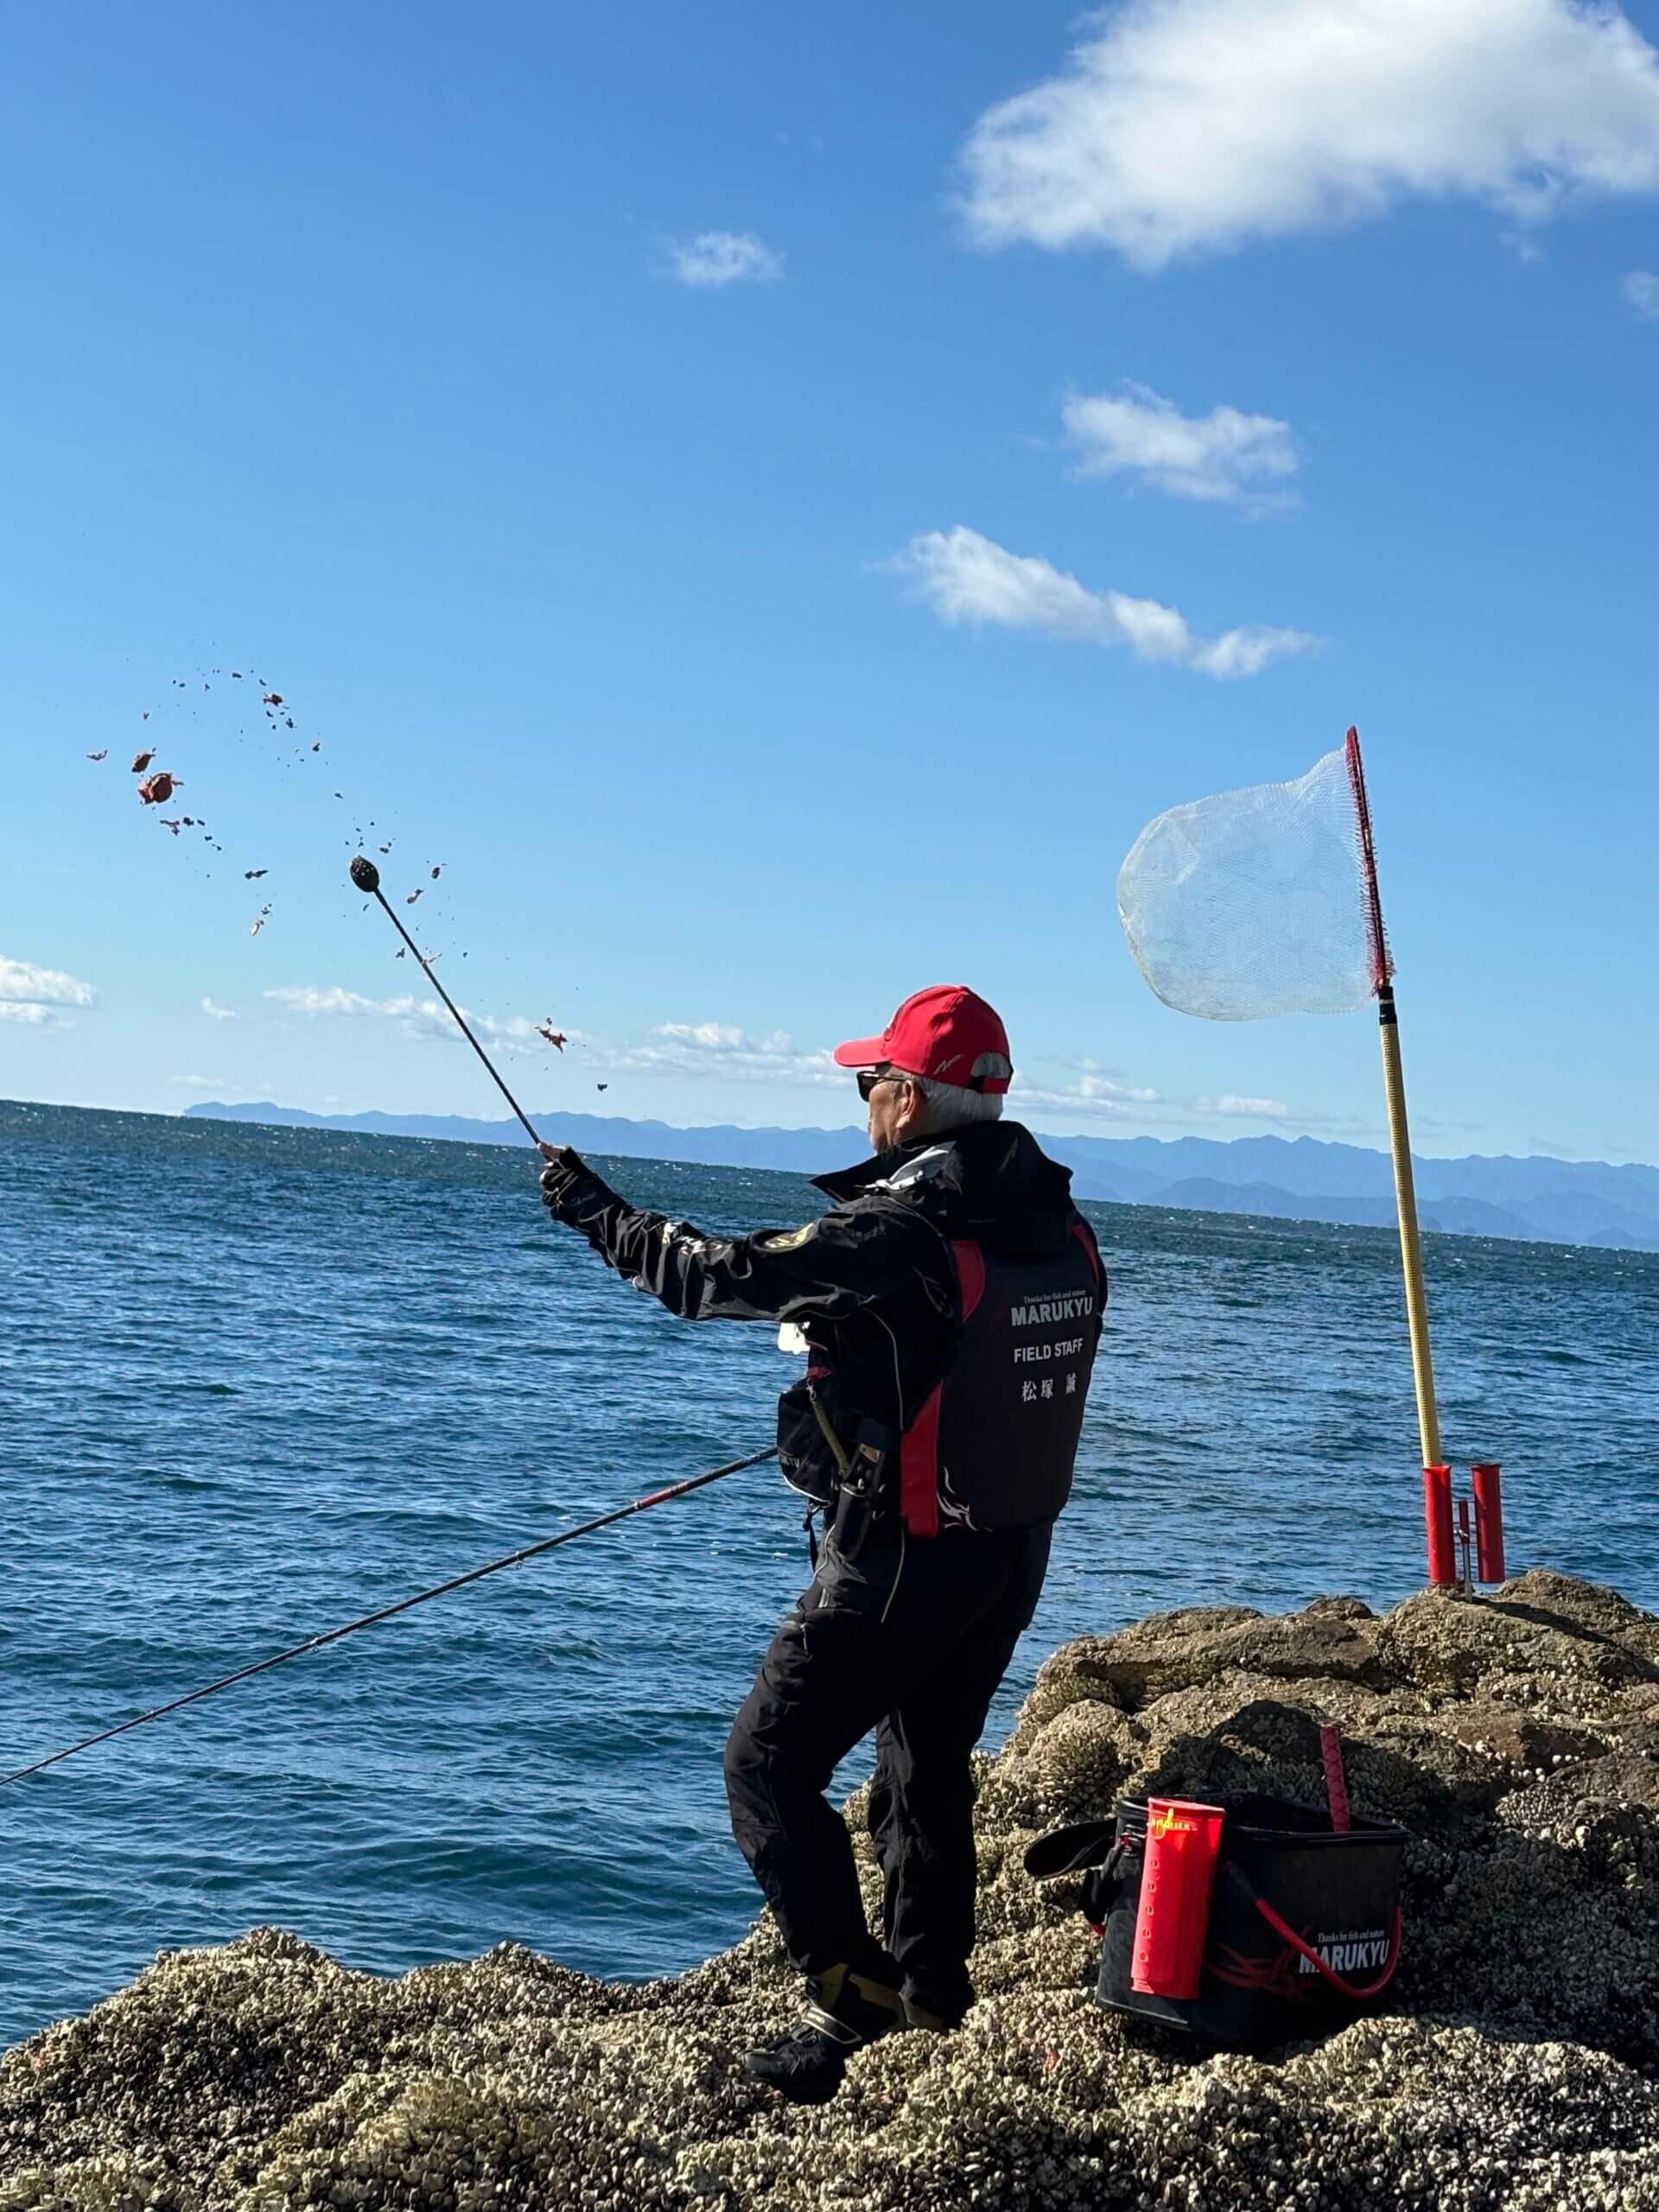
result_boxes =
[1131,1799,1225,1999]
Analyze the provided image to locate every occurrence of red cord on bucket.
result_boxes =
[1247,1892,1403,2001]
[1319,1725,1352,1833]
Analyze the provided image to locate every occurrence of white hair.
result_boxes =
[907,1054,1009,1135]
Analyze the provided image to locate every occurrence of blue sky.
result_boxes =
[3,0,1657,1163]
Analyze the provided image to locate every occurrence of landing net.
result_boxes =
[1116,742,1391,1021]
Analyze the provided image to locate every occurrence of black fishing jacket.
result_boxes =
[543,1121,1106,1520]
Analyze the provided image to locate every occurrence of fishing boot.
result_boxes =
[743,1960,906,2104]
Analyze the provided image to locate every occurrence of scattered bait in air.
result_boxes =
[537,1026,569,1051]
[131,749,154,773]
[137,772,180,805]
[86,751,108,762]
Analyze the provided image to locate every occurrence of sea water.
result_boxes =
[2,1097,1655,2050]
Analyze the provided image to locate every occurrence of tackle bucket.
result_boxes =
[1027,1791,1407,2049]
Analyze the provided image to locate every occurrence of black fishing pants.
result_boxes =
[723,1515,1052,2020]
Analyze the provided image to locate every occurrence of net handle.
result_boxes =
[1345,727,1442,1474]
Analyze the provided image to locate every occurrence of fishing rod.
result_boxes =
[347,854,543,1147]
[2,1444,777,1789]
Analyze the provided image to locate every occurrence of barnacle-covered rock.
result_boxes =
[4,1573,1657,2211]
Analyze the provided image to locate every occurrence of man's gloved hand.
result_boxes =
[538,1141,588,1217]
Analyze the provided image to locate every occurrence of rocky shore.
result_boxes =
[4,1569,1658,2211]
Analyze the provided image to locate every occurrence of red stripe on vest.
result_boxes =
[953,1239,987,1320]
[900,1384,942,1537]
[900,1242,981,1535]
[1071,1219,1101,1285]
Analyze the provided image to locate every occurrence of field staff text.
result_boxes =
[1014,1335,1090,1363]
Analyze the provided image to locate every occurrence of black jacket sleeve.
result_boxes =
[543,1163,951,1326]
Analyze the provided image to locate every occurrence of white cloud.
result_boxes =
[893,524,1317,677]
[0,956,95,1007]
[269,986,404,1020]
[267,984,574,1055]
[202,996,237,1020]
[1013,1070,1166,1118]
[267,985,472,1046]
[1624,269,1659,317]
[597,1022,843,1090]
[168,1073,228,1089]
[960,0,1659,268]
[0,953,95,1028]
[1198,1093,1292,1118]
[477,1014,543,1047]
[1062,384,1299,506]
[255,987,1306,1129]
[671,231,785,287]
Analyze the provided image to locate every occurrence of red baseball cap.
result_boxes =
[834,985,1013,1094]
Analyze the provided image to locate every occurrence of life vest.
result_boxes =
[897,1219,1103,1536]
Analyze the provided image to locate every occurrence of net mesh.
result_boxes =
[1116,746,1384,1021]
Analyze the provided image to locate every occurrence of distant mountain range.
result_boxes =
[183,1102,1659,1254]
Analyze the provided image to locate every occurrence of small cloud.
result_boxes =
[266,984,466,1046]
[671,230,785,288]
[596,1021,842,1090]
[1623,270,1659,320]
[168,1073,228,1089]
[0,952,95,1028]
[201,997,237,1020]
[266,985,573,1055]
[1062,384,1299,508]
[959,0,1659,269]
[0,955,95,1007]
[1197,1094,1291,1119]
[891,524,1317,677]
[1012,1070,1165,1118]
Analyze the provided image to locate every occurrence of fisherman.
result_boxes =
[537,985,1105,2102]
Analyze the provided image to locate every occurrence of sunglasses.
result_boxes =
[856,1068,912,1103]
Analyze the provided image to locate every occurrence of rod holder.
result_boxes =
[1423,1464,1456,1586]
[1471,1463,1506,1584]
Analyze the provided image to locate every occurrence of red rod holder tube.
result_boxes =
[1471,1463,1505,1583]
[1423,1464,1456,1586]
